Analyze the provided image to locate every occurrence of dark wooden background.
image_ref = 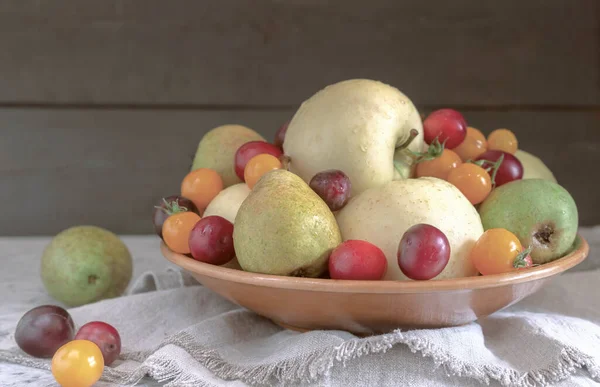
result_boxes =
[0,0,598,235]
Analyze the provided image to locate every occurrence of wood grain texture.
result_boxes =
[0,108,597,236]
[0,108,291,236]
[0,0,597,107]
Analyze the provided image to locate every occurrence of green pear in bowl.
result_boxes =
[233,169,342,277]
[479,179,578,264]
[283,79,424,197]
[191,124,265,187]
[336,177,484,281]
[514,149,557,183]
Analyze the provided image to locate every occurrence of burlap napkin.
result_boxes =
[1,229,599,387]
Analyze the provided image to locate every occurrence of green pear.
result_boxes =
[514,149,557,183]
[336,178,483,280]
[191,124,265,187]
[283,79,424,197]
[233,169,341,277]
[203,183,251,224]
[41,226,133,307]
[478,179,578,264]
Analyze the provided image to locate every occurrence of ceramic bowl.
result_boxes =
[161,235,589,335]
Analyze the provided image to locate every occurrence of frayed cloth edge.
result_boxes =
[1,329,599,387]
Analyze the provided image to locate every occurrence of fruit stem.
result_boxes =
[489,154,504,187]
[409,138,445,164]
[395,129,419,151]
[280,155,292,171]
[470,154,504,187]
[154,198,188,216]
[513,246,533,268]
[393,161,406,177]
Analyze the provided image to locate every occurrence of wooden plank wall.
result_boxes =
[0,0,598,235]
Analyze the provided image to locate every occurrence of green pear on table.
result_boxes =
[336,177,484,281]
[41,226,133,306]
[514,149,557,183]
[191,124,265,187]
[283,79,424,197]
[233,169,341,277]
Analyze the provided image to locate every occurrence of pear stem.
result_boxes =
[395,129,419,151]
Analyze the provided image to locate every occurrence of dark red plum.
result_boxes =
[75,321,122,366]
[189,216,235,265]
[15,305,75,358]
[398,224,450,280]
[309,170,352,212]
[475,150,523,187]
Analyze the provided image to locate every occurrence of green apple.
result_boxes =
[478,179,578,263]
[191,124,265,187]
[514,149,557,183]
[41,226,133,307]
[336,177,484,280]
[283,79,424,197]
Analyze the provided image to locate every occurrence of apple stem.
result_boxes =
[513,246,533,268]
[155,198,188,216]
[395,129,419,151]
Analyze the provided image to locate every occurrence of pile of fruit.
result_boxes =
[10,226,133,386]
[14,305,121,387]
[155,79,578,282]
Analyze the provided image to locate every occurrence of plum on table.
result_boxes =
[74,321,121,366]
[15,305,75,358]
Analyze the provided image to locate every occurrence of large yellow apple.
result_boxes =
[336,177,483,280]
[283,79,424,197]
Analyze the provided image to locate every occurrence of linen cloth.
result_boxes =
[0,227,599,387]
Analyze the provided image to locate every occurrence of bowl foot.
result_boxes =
[272,320,376,337]
[272,320,312,333]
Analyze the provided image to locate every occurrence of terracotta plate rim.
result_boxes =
[161,234,589,294]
